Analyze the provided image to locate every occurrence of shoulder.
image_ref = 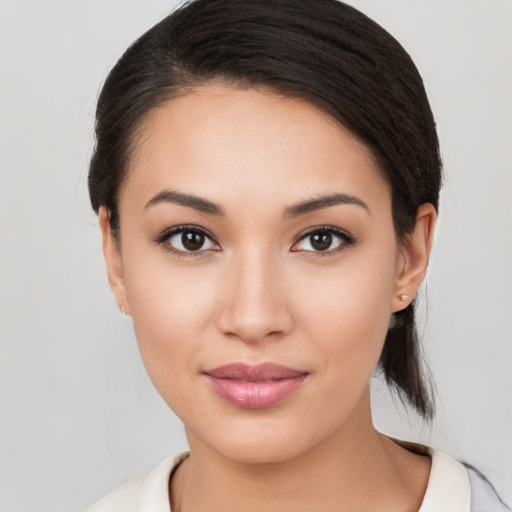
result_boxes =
[85,452,189,512]
[420,448,510,512]
[85,474,146,512]
[464,463,510,512]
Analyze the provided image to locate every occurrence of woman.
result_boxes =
[86,0,509,510]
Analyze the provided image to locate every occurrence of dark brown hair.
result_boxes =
[89,0,442,419]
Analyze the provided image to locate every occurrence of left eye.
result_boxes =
[292,229,348,253]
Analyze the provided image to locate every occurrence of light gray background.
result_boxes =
[1,1,511,510]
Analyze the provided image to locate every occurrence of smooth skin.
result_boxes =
[100,85,436,512]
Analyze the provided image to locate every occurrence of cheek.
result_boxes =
[122,253,218,398]
[294,246,398,382]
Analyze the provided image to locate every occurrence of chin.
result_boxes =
[216,436,309,465]
[186,413,326,465]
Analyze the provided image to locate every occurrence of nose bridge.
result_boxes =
[218,245,292,343]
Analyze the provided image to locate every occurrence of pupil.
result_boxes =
[182,232,204,251]
[311,233,332,251]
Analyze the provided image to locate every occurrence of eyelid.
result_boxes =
[153,224,355,257]
[291,225,355,254]
[153,224,221,256]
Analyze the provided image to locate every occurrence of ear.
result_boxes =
[99,207,130,316]
[391,203,436,313]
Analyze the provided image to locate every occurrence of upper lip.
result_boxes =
[204,362,308,381]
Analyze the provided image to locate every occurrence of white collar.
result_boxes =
[419,449,471,512]
[135,449,471,512]
[136,452,188,511]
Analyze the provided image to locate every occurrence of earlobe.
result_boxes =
[391,203,436,313]
[99,207,130,316]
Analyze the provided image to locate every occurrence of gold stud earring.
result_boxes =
[399,294,409,302]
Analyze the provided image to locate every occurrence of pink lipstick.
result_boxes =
[204,362,308,409]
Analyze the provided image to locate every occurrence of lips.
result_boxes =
[204,362,308,409]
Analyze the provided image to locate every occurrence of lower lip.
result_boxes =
[206,375,308,409]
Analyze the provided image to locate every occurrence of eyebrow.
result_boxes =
[283,193,370,219]
[144,189,369,218]
[144,190,225,216]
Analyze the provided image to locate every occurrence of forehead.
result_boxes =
[120,85,389,214]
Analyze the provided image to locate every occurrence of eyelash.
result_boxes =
[153,225,220,257]
[153,225,356,258]
[292,226,356,256]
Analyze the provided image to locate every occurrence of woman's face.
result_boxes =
[102,85,431,463]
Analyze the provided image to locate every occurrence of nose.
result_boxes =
[217,250,294,344]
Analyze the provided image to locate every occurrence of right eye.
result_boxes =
[156,226,220,255]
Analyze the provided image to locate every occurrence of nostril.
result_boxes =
[218,316,293,345]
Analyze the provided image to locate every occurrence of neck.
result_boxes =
[171,393,430,512]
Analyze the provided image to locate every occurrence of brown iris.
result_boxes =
[310,232,333,251]
[182,231,205,251]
